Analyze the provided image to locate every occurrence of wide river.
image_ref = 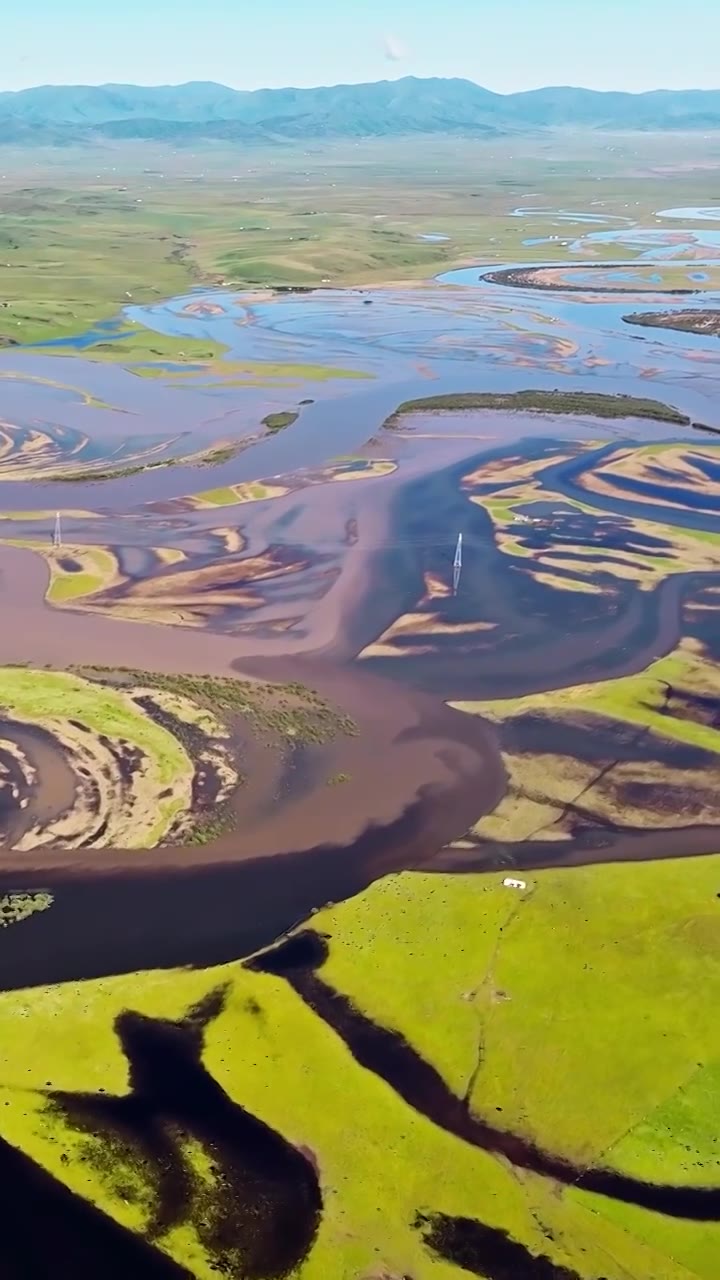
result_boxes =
[0,209,719,988]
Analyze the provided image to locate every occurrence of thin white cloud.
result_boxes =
[382,34,407,63]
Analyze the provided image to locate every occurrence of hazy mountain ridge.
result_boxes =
[2,76,720,144]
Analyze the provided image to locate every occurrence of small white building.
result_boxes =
[502,877,527,891]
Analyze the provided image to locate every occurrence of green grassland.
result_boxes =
[0,665,188,786]
[316,855,720,1167]
[454,645,720,755]
[47,546,117,600]
[63,330,227,365]
[0,539,119,601]
[317,851,720,1279]
[386,389,693,426]
[197,484,245,506]
[1,132,720,343]
[0,850,718,1278]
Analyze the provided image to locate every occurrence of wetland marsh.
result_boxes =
[1,136,720,1279]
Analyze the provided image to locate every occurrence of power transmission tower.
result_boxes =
[453,531,462,594]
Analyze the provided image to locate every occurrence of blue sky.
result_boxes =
[4,0,720,94]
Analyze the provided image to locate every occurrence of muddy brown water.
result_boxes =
[0,536,511,992]
[1,411,720,989]
[0,719,77,847]
[0,390,719,971]
[0,706,504,989]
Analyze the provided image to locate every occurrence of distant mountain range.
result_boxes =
[2,77,720,145]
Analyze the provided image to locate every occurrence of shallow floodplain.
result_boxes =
[1,140,720,1279]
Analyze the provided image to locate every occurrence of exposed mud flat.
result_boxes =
[573,441,720,517]
[0,418,197,481]
[0,668,239,852]
[2,423,697,686]
[457,709,720,846]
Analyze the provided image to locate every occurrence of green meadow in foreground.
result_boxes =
[1,846,717,1279]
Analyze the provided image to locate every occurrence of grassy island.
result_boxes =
[384,389,693,427]
[623,309,720,338]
